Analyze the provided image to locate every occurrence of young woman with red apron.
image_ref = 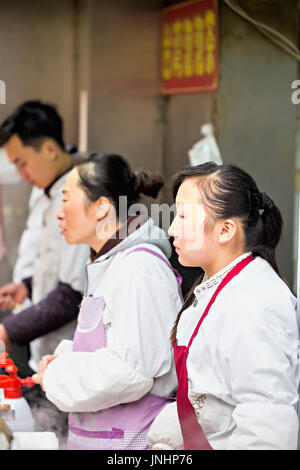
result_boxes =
[174,255,253,450]
[148,163,299,450]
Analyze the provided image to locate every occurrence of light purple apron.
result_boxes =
[67,247,182,450]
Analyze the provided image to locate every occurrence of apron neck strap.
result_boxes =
[187,254,254,351]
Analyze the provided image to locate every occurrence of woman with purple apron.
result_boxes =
[148,163,300,450]
[32,154,183,450]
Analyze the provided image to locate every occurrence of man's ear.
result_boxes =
[41,140,58,161]
[218,219,237,245]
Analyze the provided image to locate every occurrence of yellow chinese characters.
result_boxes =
[162,23,172,80]
[194,14,204,76]
[161,7,217,82]
[172,20,183,78]
[183,18,193,78]
[204,10,216,75]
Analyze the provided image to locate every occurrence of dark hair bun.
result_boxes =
[260,192,274,210]
[132,170,164,199]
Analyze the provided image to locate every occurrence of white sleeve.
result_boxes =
[43,348,153,412]
[53,339,73,356]
[13,189,45,283]
[229,403,298,450]
[226,319,299,450]
[105,271,180,379]
[147,401,184,450]
[58,237,89,294]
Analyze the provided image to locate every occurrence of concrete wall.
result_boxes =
[87,0,164,176]
[218,3,298,285]
[0,0,77,143]
[85,0,217,196]
[0,0,77,283]
[163,92,216,199]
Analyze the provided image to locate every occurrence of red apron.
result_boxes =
[174,254,254,450]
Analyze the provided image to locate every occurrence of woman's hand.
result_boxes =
[32,354,57,391]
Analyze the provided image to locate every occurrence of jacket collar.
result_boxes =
[90,213,148,262]
[194,252,252,299]
[44,166,73,198]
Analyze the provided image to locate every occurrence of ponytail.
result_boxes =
[132,170,164,199]
[251,201,283,277]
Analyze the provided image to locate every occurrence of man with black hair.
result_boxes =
[0,101,89,372]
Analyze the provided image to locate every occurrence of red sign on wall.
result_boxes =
[161,0,218,95]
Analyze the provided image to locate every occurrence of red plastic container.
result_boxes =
[0,353,35,399]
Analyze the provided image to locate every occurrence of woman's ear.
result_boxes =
[95,197,110,220]
[218,219,237,245]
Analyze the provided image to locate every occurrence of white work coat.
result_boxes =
[12,187,46,312]
[29,172,90,371]
[148,253,300,450]
[42,218,183,413]
[13,187,46,284]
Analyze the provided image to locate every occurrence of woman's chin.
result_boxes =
[177,252,199,267]
[63,233,77,245]
[177,252,189,266]
[66,234,88,246]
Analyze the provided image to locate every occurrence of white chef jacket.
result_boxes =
[13,187,46,284]
[42,218,183,413]
[148,252,300,450]
[12,187,46,313]
[29,172,90,371]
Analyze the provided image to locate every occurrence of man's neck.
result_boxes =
[44,152,73,197]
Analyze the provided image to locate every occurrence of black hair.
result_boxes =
[170,162,284,343]
[75,153,164,219]
[0,100,65,150]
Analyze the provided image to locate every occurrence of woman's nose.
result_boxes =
[56,205,64,220]
[168,218,176,238]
